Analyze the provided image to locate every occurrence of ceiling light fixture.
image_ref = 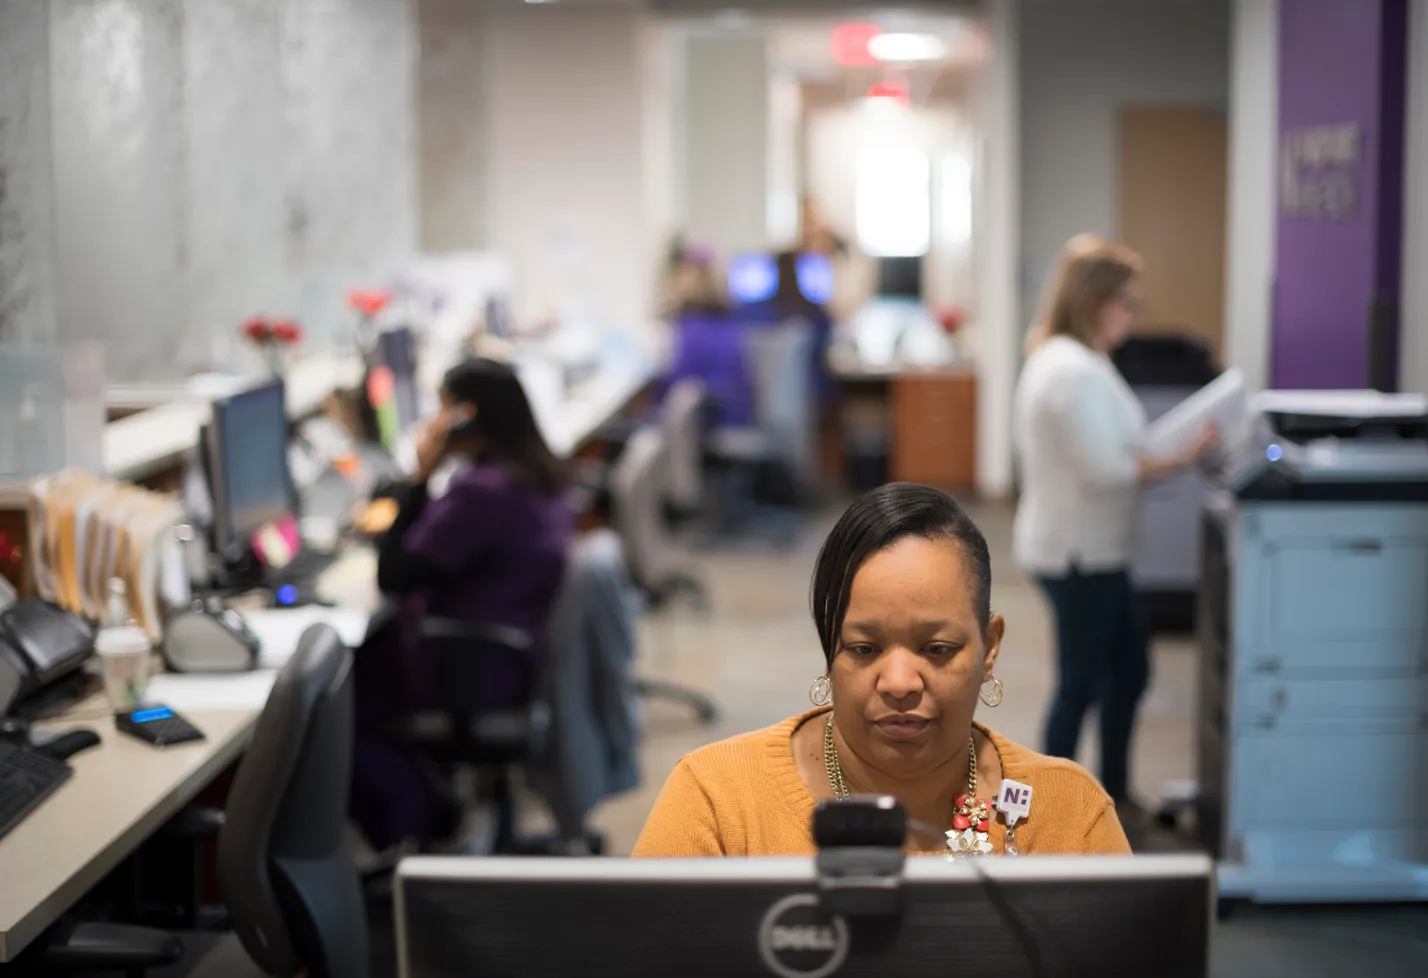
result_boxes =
[868,33,947,63]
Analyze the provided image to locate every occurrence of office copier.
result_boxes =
[1195,390,1428,903]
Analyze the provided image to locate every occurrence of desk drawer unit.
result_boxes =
[890,374,976,489]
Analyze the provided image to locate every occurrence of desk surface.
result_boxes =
[828,346,978,381]
[0,702,259,962]
[0,556,375,962]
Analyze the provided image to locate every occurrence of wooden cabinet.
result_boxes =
[890,372,977,489]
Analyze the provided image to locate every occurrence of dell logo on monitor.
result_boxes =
[758,893,849,978]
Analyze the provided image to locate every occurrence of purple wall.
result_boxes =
[1273,0,1407,389]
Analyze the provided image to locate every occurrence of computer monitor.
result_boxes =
[370,326,419,453]
[796,253,835,305]
[730,252,835,307]
[205,380,294,560]
[877,256,923,300]
[395,855,1213,978]
[729,252,779,305]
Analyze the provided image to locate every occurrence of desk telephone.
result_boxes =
[0,599,95,714]
[162,596,259,674]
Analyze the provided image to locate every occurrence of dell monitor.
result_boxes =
[395,854,1213,978]
[205,380,294,561]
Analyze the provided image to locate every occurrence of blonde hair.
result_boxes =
[1026,234,1142,353]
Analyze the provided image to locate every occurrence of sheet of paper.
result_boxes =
[146,670,278,712]
[1144,368,1248,456]
[244,607,371,669]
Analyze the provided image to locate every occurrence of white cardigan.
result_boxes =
[1012,335,1146,575]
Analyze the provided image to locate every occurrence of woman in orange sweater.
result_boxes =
[634,483,1130,858]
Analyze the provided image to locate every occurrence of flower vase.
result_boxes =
[263,343,285,379]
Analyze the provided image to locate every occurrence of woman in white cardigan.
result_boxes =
[1013,236,1216,810]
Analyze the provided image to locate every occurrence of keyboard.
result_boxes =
[266,547,336,591]
[0,740,72,842]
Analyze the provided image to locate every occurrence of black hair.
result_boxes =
[441,357,566,495]
[810,483,992,667]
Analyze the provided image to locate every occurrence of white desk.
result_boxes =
[540,364,655,459]
[0,561,370,962]
[828,344,978,381]
[105,354,363,482]
[0,704,258,962]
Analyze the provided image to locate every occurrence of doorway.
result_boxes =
[1117,105,1228,358]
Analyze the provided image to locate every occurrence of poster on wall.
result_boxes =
[1280,122,1361,221]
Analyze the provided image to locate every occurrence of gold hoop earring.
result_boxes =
[809,674,832,707]
[979,675,1004,708]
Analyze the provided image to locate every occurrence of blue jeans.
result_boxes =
[1037,567,1149,800]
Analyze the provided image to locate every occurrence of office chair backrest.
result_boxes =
[662,378,707,512]
[218,624,367,978]
[610,426,673,593]
[745,317,816,481]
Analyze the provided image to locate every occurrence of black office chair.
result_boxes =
[610,428,718,724]
[11,625,363,978]
[209,623,366,978]
[387,619,570,855]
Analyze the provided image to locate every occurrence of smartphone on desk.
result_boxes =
[115,705,206,748]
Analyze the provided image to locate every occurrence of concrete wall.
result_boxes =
[0,0,58,347]
[0,0,418,383]
[681,34,770,254]
[1019,0,1232,331]
[484,5,665,331]
[417,0,488,253]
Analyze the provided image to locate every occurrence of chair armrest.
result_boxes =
[417,618,533,652]
[163,805,227,839]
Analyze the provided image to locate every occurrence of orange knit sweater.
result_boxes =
[633,708,1130,857]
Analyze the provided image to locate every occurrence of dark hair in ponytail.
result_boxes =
[810,483,991,668]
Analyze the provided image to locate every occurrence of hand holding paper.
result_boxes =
[1143,367,1247,461]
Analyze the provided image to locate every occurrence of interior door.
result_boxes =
[1118,105,1229,359]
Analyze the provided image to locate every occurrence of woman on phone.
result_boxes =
[350,357,573,852]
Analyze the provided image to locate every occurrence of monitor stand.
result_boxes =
[211,545,336,609]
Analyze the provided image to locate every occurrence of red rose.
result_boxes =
[271,319,302,345]
[347,289,392,317]
[937,307,965,334]
[0,532,17,565]
[242,316,272,342]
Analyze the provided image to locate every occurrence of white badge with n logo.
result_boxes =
[996,779,1033,826]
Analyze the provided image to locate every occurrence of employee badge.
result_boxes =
[996,779,1033,856]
